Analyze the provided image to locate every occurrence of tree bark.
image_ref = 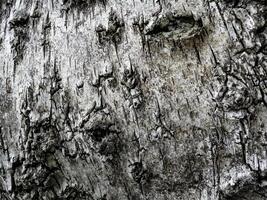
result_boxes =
[0,0,267,199]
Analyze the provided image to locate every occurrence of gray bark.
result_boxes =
[0,0,266,199]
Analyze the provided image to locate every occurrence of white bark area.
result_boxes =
[0,0,266,199]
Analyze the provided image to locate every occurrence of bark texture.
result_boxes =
[0,0,267,199]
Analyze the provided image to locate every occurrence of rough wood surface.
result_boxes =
[0,0,267,199]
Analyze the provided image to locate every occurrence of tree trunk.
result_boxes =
[0,0,267,199]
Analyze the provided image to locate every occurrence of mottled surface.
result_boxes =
[0,0,267,199]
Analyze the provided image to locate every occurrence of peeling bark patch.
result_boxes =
[145,13,203,40]
[9,10,30,67]
[88,120,115,142]
[96,10,125,46]
[222,0,266,8]
[220,175,267,200]
[121,66,143,109]
[63,0,108,10]
[9,10,29,28]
